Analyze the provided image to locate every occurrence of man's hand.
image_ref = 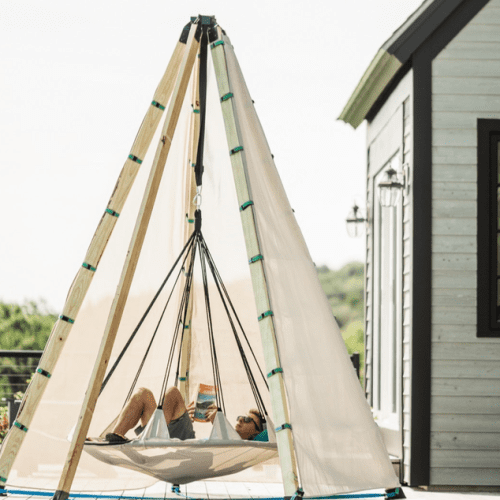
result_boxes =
[205,405,217,424]
[187,401,217,423]
[187,401,196,422]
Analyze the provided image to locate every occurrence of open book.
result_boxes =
[193,383,217,422]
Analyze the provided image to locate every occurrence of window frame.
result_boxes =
[477,119,500,337]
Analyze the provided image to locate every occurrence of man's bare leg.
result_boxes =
[112,387,157,436]
[162,386,187,424]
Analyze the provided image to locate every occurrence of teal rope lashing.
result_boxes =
[13,421,28,432]
[276,423,292,432]
[82,262,96,272]
[221,92,233,102]
[240,200,254,211]
[59,315,75,324]
[37,368,51,378]
[267,367,283,378]
[258,310,273,321]
[249,254,263,264]
[105,208,120,218]
[211,40,225,49]
[151,101,165,110]
[230,146,243,155]
[128,154,143,164]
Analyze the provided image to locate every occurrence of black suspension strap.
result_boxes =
[194,25,209,188]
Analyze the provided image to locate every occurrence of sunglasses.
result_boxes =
[236,415,260,431]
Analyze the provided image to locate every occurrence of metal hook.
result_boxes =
[193,186,202,209]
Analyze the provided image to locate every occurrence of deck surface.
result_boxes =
[3,483,500,500]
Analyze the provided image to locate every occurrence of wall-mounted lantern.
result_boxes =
[377,167,405,208]
[345,203,367,238]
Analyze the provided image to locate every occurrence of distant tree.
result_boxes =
[0,301,56,401]
[317,262,365,384]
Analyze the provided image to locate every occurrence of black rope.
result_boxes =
[100,232,197,396]
[198,238,225,414]
[158,238,198,406]
[121,235,197,407]
[201,238,268,418]
[202,241,269,391]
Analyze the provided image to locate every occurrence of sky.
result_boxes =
[0,0,423,312]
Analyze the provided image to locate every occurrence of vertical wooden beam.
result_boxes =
[211,32,300,497]
[0,34,187,489]
[52,22,201,500]
[178,55,201,403]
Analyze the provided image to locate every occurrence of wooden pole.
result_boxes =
[52,22,201,500]
[178,55,201,403]
[211,31,300,497]
[0,31,188,489]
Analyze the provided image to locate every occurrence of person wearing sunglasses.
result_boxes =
[91,386,263,443]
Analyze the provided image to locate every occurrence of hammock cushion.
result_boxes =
[84,439,278,484]
[83,411,277,484]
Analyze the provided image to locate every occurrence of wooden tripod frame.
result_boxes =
[0,17,300,500]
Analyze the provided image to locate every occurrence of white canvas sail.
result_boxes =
[1,17,399,497]
[218,34,399,495]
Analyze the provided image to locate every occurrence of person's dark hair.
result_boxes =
[248,409,263,433]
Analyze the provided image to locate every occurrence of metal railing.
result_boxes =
[0,350,43,426]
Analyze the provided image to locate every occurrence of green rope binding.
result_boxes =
[230,146,243,155]
[220,92,233,102]
[37,368,51,378]
[128,154,143,164]
[14,421,28,433]
[105,208,120,218]
[276,423,292,432]
[267,367,283,378]
[0,477,7,484]
[82,262,96,272]
[178,376,187,381]
[258,310,273,321]
[290,488,304,500]
[191,162,196,167]
[151,101,165,110]
[240,200,254,211]
[59,315,75,324]
[249,254,263,264]
[193,109,200,114]
[211,40,224,49]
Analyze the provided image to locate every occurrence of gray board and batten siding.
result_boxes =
[430,0,500,486]
[365,70,413,485]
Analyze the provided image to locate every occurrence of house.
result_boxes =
[339,0,500,489]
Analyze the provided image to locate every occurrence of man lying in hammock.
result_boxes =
[94,386,264,444]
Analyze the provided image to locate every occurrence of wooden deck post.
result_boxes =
[211,31,300,497]
[52,21,201,500]
[0,29,188,490]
